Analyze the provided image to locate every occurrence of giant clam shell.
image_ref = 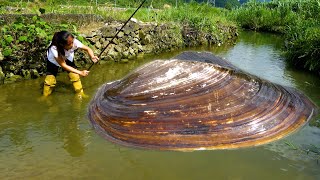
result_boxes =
[88,52,317,151]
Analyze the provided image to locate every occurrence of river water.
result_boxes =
[0,31,319,179]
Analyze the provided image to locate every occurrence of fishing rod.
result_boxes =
[88,0,147,71]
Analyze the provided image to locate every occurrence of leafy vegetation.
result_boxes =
[0,15,88,78]
[1,16,52,58]
[285,20,320,72]
[1,1,235,39]
[231,0,320,74]
[0,15,85,57]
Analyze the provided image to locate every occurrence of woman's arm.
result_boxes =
[80,45,99,63]
[56,56,89,77]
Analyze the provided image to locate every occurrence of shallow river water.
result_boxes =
[0,31,320,179]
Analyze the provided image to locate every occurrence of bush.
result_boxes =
[285,20,320,72]
[0,15,86,76]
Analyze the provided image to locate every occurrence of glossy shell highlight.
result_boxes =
[88,52,317,151]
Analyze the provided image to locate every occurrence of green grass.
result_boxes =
[285,19,320,72]
[230,0,320,74]
[1,1,235,35]
[0,0,186,8]
[230,0,298,33]
[0,1,237,73]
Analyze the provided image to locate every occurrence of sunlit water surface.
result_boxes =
[1,31,320,179]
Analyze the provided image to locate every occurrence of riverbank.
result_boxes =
[0,4,238,85]
[230,0,320,75]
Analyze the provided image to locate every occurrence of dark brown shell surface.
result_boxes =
[88,52,318,151]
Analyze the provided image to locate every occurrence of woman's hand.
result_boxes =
[91,55,99,63]
[80,45,99,63]
[80,70,90,77]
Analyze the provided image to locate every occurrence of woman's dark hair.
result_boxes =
[48,31,74,57]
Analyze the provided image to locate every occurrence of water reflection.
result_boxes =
[214,33,293,87]
[38,92,91,157]
[62,115,86,157]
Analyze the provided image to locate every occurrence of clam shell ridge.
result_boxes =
[88,52,317,151]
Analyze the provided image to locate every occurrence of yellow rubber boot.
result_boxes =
[68,72,88,99]
[43,75,56,96]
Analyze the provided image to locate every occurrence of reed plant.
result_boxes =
[285,20,320,72]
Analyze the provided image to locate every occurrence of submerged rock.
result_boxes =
[22,69,31,79]
[30,69,40,79]
[5,74,23,84]
[88,52,318,151]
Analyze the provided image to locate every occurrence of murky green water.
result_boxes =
[1,31,320,179]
